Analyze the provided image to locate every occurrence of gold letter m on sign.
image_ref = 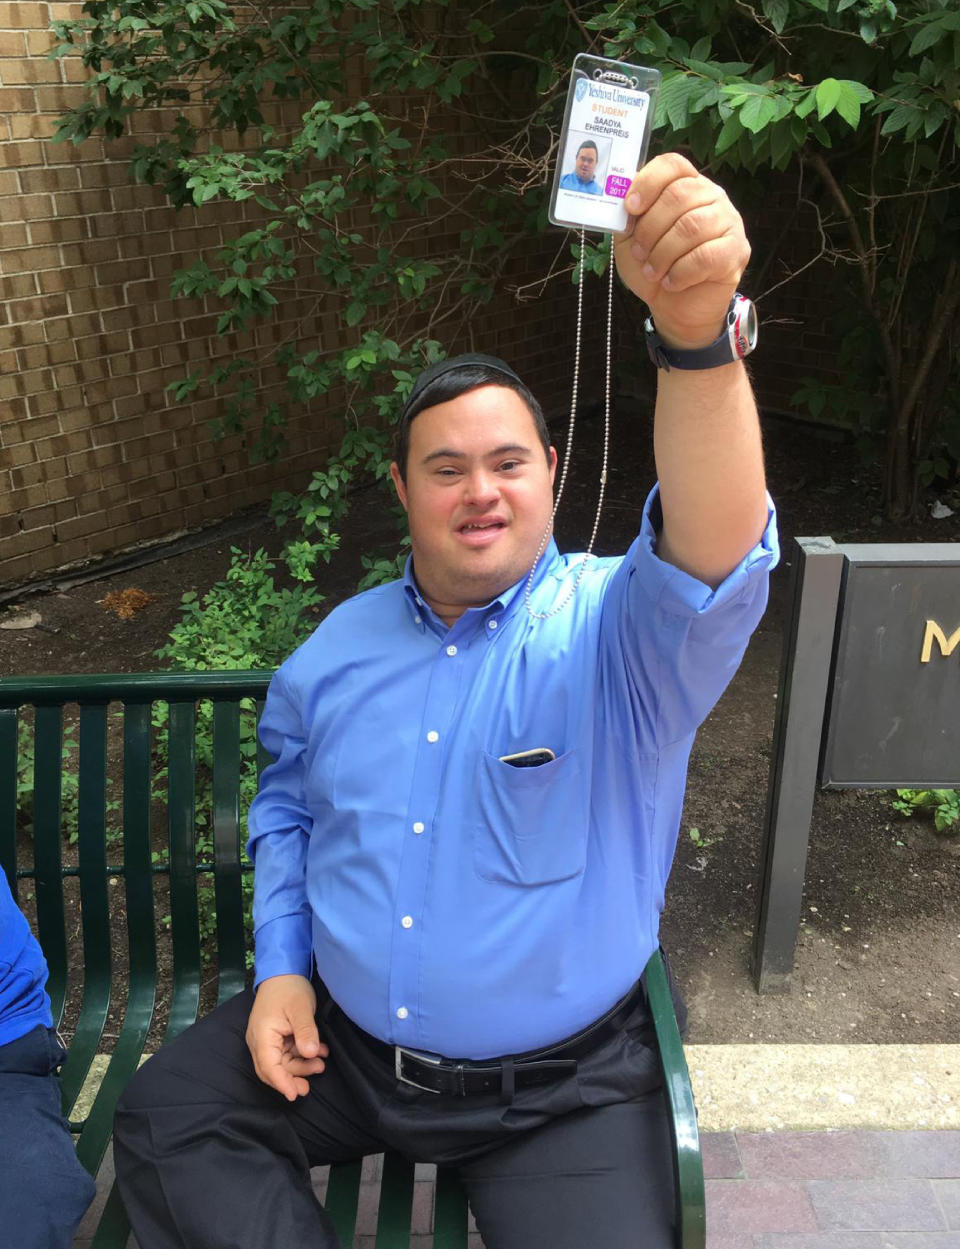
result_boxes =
[920,620,960,663]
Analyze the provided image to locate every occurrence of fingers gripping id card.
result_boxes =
[549,55,661,235]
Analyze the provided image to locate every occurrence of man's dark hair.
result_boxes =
[394,364,551,483]
[577,140,599,156]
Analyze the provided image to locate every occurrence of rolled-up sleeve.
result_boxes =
[246,668,314,986]
[601,484,779,746]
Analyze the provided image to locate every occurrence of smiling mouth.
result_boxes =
[456,519,507,545]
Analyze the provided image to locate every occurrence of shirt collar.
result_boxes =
[401,539,563,641]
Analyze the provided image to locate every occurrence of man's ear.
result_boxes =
[390,461,409,510]
[548,446,558,488]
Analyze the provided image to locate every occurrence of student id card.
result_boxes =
[549,55,661,235]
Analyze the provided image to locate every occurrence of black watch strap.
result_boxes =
[645,294,757,371]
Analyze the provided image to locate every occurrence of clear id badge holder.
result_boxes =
[549,55,661,234]
[526,55,660,621]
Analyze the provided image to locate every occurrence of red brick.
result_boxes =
[0,272,39,300]
[0,139,44,167]
[0,244,61,275]
[0,192,51,223]
[8,461,44,489]
[7,293,68,323]
[66,285,125,314]
[75,330,132,361]
[89,211,145,239]
[18,339,76,369]
[0,222,27,248]
[0,32,26,56]
[55,512,105,542]
[27,385,81,417]
[19,501,58,531]
[38,266,96,295]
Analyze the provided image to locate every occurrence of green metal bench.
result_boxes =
[0,671,705,1249]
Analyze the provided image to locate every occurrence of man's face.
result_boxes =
[390,386,557,619]
[576,146,597,182]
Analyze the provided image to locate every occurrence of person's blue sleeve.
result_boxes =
[246,667,314,986]
[600,484,779,746]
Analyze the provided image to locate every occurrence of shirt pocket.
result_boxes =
[472,748,588,886]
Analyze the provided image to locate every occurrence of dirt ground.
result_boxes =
[2,407,958,1046]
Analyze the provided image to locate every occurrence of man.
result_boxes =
[114,153,776,1248]
[559,139,603,194]
[0,870,96,1246]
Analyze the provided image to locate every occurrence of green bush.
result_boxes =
[892,788,960,835]
[153,545,323,963]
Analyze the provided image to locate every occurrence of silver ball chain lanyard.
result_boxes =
[524,56,660,622]
[524,230,614,621]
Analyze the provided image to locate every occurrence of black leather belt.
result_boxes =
[337,979,648,1097]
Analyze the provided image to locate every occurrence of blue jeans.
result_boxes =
[0,1025,96,1248]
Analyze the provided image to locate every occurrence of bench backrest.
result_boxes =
[0,670,271,1175]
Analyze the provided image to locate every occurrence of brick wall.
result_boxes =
[0,5,597,590]
[1,6,845,591]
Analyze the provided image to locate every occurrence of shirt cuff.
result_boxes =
[252,914,313,988]
[633,484,779,617]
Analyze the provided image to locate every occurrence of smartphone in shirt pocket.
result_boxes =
[473,748,588,886]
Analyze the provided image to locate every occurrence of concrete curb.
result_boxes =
[686,1044,960,1131]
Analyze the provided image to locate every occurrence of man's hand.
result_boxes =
[245,974,329,1101]
[613,153,750,352]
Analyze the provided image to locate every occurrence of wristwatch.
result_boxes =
[644,293,757,371]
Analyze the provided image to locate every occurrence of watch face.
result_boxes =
[729,297,757,358]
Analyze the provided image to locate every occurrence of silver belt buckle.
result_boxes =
[394,1045,444,1094]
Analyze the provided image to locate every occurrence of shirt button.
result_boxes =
[412,821,425,834]
[445,644,457,657]
[396,1006,409,1020]
[414,615,421,625]
[426,730,439,743]
[401,915,413,929]
[488,619,498,630]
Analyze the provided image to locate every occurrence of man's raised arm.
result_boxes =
[614,153,769,589]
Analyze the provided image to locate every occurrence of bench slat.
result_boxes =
[33,704,68,1025]
[61,704,112,1114]
[74,702,158,1178]
[0,708,17,899]
[375,1151,416,1248]
[324,1158,363,1245]
[166,700,202,1042]
[212,700,246,1004]
[88,1181,131,1249]
[433,1167,469,1248]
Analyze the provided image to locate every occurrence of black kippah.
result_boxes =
[400,353,523,424]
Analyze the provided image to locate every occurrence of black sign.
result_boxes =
[821,554,960,787]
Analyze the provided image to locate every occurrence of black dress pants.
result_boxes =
[114,987,676,1249]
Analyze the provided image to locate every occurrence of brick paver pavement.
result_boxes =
[77,1129,960,1246]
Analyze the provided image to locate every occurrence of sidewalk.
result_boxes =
[75,1044,960,1247]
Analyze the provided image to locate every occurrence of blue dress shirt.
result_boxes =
[248,488,778,1059]
[559,171,603,195]
[0,870,53,1049]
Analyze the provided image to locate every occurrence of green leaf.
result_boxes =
[658,73,697,130]
[816,78,842,120]
[345,300,366,326]
[859,20,877,43]
[769,120,795,167]
[715,112,744,155]
[739,94,778,133]
[794,89,817,119]
[909,17,947,57]
[834,82,862,129]
[880,103,915,136]
[762,0,790,34]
